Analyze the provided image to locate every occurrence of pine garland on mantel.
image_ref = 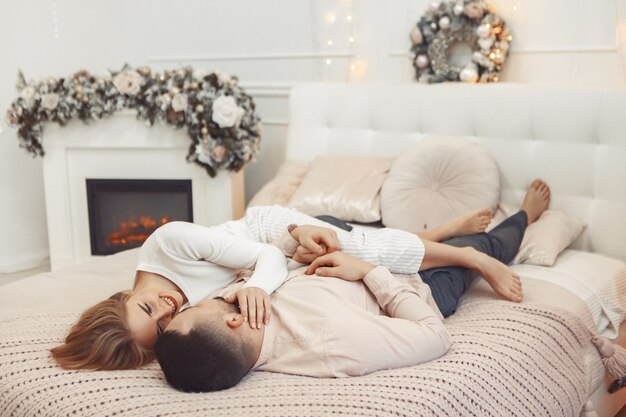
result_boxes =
[4,65,261,177]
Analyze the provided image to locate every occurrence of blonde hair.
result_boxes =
[50,291,154,370]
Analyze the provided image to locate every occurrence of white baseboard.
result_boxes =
[0,250,50,274]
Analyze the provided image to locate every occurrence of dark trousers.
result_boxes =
[419,211,528,317]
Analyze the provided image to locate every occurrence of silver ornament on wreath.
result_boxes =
[410,0,512,83]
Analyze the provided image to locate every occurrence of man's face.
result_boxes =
[165,298,231,335]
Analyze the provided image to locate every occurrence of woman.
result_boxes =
[50,201,519,371]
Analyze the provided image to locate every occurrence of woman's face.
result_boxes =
[125,288,184,349]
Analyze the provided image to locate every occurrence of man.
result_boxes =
[155,251,450,392]
[155,181,551,392]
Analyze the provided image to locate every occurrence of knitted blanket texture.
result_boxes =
[0,300,591,417]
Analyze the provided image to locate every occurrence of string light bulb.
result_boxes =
[327,40,333,46]
[348,60,366,81]
[346,15,352,21]
[326,58,332,65]
[349,37,355,43]
[326,12,336,23]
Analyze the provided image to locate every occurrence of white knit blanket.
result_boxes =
[0,299,592,417]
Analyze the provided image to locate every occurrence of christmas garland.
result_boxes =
[410,0,511,83]
[4,65,261,177]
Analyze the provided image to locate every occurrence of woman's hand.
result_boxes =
[305,251,375,282]
[290,225,339,257]
[224,287,270,329]
[292,245,319,264]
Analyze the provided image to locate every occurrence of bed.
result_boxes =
[2,83,626,417]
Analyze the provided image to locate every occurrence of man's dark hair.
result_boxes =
[154,318,254,392]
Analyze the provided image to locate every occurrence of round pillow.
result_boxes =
[380,136,500,232]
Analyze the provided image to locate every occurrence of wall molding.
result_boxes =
[147,51,356,63]
[240,82,296,98]
[261,118,289,126]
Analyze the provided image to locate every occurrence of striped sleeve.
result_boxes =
[243,205,425,274]
[341,227,425,274]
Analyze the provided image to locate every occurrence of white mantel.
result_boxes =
[42,112,244,271]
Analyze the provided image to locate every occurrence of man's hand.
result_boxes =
[305,251,375,281]
[224,287,270,329]
[290,225,339,258]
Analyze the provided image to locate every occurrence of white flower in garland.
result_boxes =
[211,95,244,128]
[194,141,227,165]
[158,93,172,107]
[193,68,208,80]
[410,27,423,45]
[171,93,188,112]
[41,93,60,111]
[195,141,213,166]
[113,70,143,95]
[20,86,37,108]
[215,71,233,86]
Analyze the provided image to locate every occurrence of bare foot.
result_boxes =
[447,208,492,237]
[475,253,523,303]
[522,179,551,225]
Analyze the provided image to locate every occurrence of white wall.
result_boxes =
[1,0,625,272]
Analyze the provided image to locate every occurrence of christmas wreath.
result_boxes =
[4,65,261,177]
[410,0,511,83]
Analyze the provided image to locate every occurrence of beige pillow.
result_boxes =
[380,136,500,232]
[287,156,393,223]
[513,210,585,266]
[248,160,311,207]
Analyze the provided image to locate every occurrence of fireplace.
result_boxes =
[86,179,193,255]
[41,114,244,270]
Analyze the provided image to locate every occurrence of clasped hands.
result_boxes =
[226,225,375,330]
[291,225,375,281]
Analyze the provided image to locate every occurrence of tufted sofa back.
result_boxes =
[286,83,626,260]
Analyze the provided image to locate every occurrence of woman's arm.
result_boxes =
[155,221,288,327]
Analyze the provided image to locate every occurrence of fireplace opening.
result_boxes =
[86,179,193,255]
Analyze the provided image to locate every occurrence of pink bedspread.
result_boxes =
[1,296,593,417]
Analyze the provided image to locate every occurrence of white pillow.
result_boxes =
[380,136,500,232]
[288,155,392,223]
[513,210,586,266]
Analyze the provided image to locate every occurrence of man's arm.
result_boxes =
[312,253,450,376]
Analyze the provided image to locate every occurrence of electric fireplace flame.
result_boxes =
[105,216,169,247]
[87,178,193,255]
